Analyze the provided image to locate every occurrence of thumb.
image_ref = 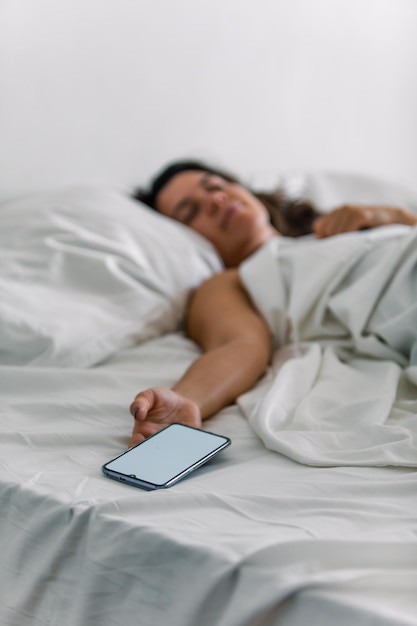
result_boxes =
[312,215,326,237]
[130,389,155,421]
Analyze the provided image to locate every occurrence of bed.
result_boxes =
[1,173,417,626]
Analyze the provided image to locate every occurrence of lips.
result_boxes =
[221,203,241,229]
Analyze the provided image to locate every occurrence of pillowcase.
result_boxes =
[280,171,417,214]
[0,185,223,367]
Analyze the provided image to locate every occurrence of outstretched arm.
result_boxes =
[129,269,271,446]
[313,204,417,238]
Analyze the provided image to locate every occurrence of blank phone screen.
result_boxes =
[104,424,230,486]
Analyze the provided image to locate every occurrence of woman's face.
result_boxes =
[156,170,276,266]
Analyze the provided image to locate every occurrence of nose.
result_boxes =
[206,190,227,215]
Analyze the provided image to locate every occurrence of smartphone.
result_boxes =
[102,423,231,490]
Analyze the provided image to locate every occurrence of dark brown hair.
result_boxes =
[133,160,320,237]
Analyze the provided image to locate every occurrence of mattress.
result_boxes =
[1,174,417,626]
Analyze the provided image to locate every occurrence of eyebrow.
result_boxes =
[172,172,212,218]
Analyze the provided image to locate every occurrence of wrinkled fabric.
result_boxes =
[239,226,417,466]
[1,334,417,626]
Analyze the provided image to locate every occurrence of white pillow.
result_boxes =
[280,170,417,214]
[0,185,223,367]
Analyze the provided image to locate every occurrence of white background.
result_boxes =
[1,0,416,195]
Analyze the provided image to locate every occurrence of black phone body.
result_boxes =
[102,423,231,490]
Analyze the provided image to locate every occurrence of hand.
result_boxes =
[129,387,202,447]
[313,204,416,238]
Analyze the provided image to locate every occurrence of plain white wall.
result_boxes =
[1,0,417,194]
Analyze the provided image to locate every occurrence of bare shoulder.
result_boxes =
[193,268,241,293]
[188,269,247,318]
[186,269,269,350]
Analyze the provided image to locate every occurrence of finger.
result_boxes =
[129,390,154,420]
[332,206,368,233]
[315,212,355,237]
[130,420,167,447]
[332,217,351,235]
[128,433,145,448]
[313,216,327,238]
[314,215,333,238]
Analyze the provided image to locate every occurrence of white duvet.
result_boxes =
[239,226,417,467]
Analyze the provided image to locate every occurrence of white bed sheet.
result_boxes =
[1,173,417,626]
[238,225,417,468]
[1,332,417,626]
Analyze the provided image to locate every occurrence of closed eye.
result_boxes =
[180,202,200,224]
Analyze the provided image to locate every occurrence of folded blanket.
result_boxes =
[238,226,417,466]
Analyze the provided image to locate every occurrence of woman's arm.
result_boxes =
[313,204,417,238]
[129,269,271,446]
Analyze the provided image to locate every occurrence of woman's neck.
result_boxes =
[226,226,279,268]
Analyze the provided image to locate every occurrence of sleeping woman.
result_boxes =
[129,160,417,446]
